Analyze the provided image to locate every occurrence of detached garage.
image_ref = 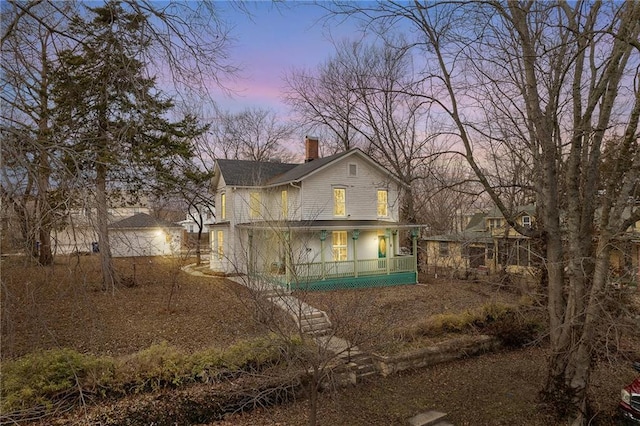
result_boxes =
[109,213,182,257]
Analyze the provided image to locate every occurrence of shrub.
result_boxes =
[484,308,545,348]
[222,335,302,371]
[113,341,191,394]
[0,348,113,414]
[1,337,300,419]
[396,301,544,347]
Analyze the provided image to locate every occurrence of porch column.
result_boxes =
[248,230,253,274]
[352,229,360,278]
[284,231,291,288]
[385,230,390,275]
[411,228,420,279]
[320,230,327,280]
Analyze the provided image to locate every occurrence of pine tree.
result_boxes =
[53,1,204,290]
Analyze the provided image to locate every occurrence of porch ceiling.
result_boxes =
[236,220,421,231]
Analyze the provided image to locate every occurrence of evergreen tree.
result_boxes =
[53,1,204,290]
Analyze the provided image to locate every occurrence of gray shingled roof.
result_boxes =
[215,159,298,186]
[266,151,351,185]
[109,213,182,229]
[215,149,404,188]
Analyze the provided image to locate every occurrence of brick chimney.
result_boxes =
[305,136,319,162]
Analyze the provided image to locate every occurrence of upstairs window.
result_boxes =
[522,215,531,228]
[348,163,357,177]
[333,188,346,217]
[220,193,226,220]
[332,231,347,261]
[377,189,388,217]
[249,192,261,219]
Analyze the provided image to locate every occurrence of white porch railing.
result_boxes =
[288,255,415,281]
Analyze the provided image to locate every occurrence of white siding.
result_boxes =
[110,228,181,257]
[300,155,401,221]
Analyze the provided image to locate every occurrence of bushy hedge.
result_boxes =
[397,301,545,347]
[0,336,301,418]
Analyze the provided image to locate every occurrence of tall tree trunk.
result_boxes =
[36,45,53,265]
[195,229,202,266]
[96,159,117,291]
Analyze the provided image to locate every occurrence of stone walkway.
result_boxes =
[182,264,452,424]
[182,264,375,381]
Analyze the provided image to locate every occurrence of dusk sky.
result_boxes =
[212,2,365,115]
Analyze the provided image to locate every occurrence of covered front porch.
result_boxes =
[239,221,420,291]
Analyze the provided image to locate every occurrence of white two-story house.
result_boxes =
[209,137,420,291]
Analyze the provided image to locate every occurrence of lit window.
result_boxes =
[522,215,531,227]
[333,188,346,217]
[377,190,388,217]
[249,192,261,219]
[217,230,224,260]
[220,193,226,220]
[281,190,288,219]
[332,231,347,261]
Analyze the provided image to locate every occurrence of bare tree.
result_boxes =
[284,43,364,153]
[210,106,297,162]
[0,1,81,264]
[328,1,640,423]
[2,0,238,280]
[286,38,450,224]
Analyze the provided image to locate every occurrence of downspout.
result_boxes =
[289,181,301,221]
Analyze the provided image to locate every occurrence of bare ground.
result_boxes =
[2,255,639,425]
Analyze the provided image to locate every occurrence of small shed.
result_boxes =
[108,213,182,257]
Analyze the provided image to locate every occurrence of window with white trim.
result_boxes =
[377,189,388,217]
[220,193,226,220]
[333,188,346,217]
[348,163,357,177]
[332,231,347,261]
[522,215,531,227]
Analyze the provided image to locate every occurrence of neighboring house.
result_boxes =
[424,204,640,287]
[52,205,152,255]
[209,136,420,290]
[422,205,538,278]
[109,212,182,257]
[178,205,214,251]
[178,206,215,234]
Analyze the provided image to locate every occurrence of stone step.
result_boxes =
[301,321,331,332]
[304,327,332,337]
[301,315,327,325]
[408,411,448,426]
[301,311,325,320]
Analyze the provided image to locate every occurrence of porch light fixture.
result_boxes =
[352,229,360,240]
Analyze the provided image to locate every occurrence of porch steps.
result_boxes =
[335,348,378,382]
[267,294,333,337]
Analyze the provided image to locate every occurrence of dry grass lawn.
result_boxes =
[2,254,639,425]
